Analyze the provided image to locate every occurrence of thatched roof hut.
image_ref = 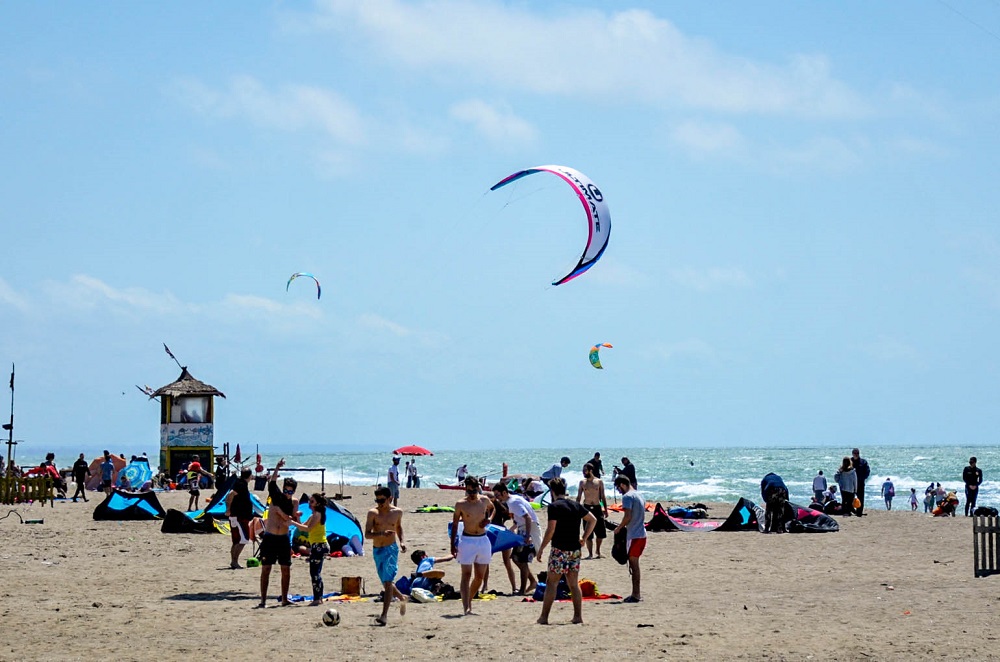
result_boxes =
[150,368,226,399]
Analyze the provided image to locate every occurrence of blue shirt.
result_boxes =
[540,463,562,481]
[622,490,646,540]
[100,460,114,481]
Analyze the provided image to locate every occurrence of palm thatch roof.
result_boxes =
[150,368,225,399]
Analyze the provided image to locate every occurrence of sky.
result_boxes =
[2,1,1000,461]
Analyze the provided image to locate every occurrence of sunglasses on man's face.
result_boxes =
[375,498,387,504]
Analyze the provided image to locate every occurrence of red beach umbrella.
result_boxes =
[393,445,434,456]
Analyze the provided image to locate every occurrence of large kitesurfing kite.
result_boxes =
[490,165,611,286]
[589,342,613,369]
[286,272,321,299]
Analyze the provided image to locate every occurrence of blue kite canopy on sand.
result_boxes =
[93,489,166,520]
[186,475,266,520]
[643,498,838,533]
[295,501,364,553]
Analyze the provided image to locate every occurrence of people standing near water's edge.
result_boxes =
[257,458,296,608]
[613,457,637,489]
[404,460,412,488]
[387,456,401,506]
[909,488,919,511]
[289,492,329,606]
[224,468,254,569]
[577,462,608,559]
[881,477,895,511]
[963,457,983,516]
[613,475,646,603]
[407,459,420,488]
[924,483,936,513]
[71,453,90,502]
[536,477,596,626]
[812,470,827,504]
[851,449,870,515]
[492,481,539,596]
[835,458,857,517]
[455,464,468,484]
[365,486,408,625]
[541,457,571,486]
[589,452,604,478]
[450,476,494,616]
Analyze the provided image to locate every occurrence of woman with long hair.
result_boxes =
[290,492,329,605]
[834,457,857,517]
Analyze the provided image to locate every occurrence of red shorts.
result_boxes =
[627,538,646,558]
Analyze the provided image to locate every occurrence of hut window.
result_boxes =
[171,397,209,423]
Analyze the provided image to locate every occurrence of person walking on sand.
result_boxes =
[851,448,871,515]
[450,476,494,616]
[289,492,329,606]
[963,457,983,516]
[365,486,408,625]
[492,481,539,596]
[613,475,646,603]
[812,470,827,504]
[71,453,91,502]
[536,477,596,626]
[834,457,857,517]
[387,456,401,506]
[224,468,254,569]
[100,450,116,495]
[881,477,895,511]
[909,487,919,511]
[258,459,296,608]
[576,462,608,559]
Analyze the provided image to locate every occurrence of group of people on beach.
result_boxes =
[810,451,986,517]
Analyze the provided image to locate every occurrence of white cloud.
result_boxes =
[0,278,30,313]
[670,267,751,291]
[170,75,366,145]
[670,120,746,158]
[449,99,537,146]
[312,0,868,118]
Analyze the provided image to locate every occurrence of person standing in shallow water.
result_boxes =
[881,477,895,511]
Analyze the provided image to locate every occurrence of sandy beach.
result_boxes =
[2,482,997,661]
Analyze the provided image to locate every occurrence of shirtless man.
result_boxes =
[450,475,495,615]
[258,458,296,608]
[365,486,408,626]
[576,462,608,559]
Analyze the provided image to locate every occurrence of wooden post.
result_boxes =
[973,516,999,577]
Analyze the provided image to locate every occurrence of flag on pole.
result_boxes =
[8,364,13,391]
[163,344,176,361]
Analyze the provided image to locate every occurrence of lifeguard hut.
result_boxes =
[150,368,225,477]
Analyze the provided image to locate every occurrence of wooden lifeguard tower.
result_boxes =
[150,367,225,477]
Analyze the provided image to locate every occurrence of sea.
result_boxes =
[271,445,999,511]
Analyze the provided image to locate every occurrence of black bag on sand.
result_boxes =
[611,528,628,565]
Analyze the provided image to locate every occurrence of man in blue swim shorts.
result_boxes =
[365,486,408,626]
[451,476,495,615]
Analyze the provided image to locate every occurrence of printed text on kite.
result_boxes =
[490,165,611,286]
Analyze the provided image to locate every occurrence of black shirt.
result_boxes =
[547,498,588,552]
[72,459,90,480]
[230,479,254,519]
[964,465,983,488]
[590,456,604,478]
[620,463,637,488]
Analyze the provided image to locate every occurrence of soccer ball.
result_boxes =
[322,608,341,626]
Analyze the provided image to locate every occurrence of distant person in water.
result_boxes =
[881,477,895,511]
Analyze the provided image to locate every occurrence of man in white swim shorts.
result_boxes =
[450,476,495,615]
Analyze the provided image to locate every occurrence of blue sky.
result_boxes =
[3,1,1000,460]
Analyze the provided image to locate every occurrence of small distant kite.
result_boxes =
[490,165,611,286]
[286,272,321,300]
[589,343,613,369]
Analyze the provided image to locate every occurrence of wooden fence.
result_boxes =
[973,516,999,577]
[0,475,55,506]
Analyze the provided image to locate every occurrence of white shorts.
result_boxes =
[457,534,492,565]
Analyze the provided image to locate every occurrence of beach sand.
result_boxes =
[2,483,997,661]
